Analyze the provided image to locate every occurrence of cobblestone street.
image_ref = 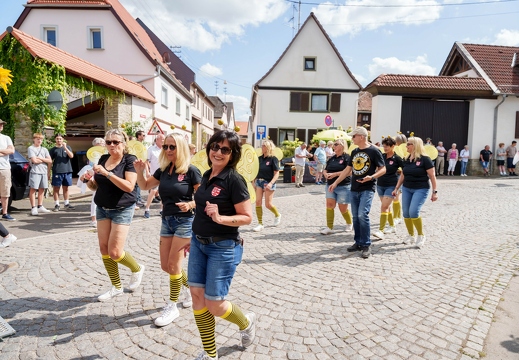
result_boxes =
[0,177,518,359]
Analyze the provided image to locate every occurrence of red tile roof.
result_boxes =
[235,121,249,136]
[0,27,155,103]
[364,74,491,92]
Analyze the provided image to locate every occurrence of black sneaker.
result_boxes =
[347,243,361,252]
[295,184,300,188]
[53,205,60,212]
[300,184,305,187]
[361,246,372,259]
[65,203,75,210]
[152,198,161,203]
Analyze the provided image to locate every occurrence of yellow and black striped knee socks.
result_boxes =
[102,255,121,289]
[269,206,280,218]
[220,302,249,330]
[341,210,352,225]
[393,201,401,219]
[169,274,182,302]
[404,218,414,236]
[326,208,334,229]
[114,251,140,273]
[194,308,217,358]
[412,217,424,236]
[181,269,189,288]
[255,206,263,225]
[379,213,388,231]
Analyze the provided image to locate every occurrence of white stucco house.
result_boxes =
[250,13,362,148]
[191,83,215,150]
[365,42,519,174]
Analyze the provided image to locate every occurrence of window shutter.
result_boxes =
[268,128,278,145]
[297,129,306,143]
[290,92,301,111]
[308,128,318,143]
[516,111,519,139]
[301,93,310,111]
[330,93,341,112]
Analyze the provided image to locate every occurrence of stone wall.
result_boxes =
[104,96,132,130]
[13,112,34,157]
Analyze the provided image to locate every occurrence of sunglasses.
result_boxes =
[406,143,413,146]
[162,145,177,151]
[210,143,232,155]
[105,140,123,146]
[333,143,342,147]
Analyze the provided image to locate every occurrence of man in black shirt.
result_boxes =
[479,145,493,177]
[330,127,385,258]
[49,134,75,211]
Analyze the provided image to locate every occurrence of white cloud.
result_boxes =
[312,0,442,37]
[200,63,223,77]
[224,94,250,122]
[353,73,367,84]
[493,29,519,46]
[368,55,436,77]
[121,0,289,52]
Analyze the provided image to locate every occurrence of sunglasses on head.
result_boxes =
[162,144,177,151]
[105,140,122,146]
[210,143,232,155]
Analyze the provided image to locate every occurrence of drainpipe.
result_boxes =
[491,94,507,174]
[137,65,160,83]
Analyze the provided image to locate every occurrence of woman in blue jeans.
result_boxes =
[392,137,438,248]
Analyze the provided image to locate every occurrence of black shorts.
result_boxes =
[507,158,515,169]
[497,160,505,166]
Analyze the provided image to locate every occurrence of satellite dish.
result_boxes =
[162,52,171,65]
[47,90,63,111]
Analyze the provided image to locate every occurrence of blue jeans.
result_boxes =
[460,161,468,175]
[401,186,428,218]
[350,190,375,248]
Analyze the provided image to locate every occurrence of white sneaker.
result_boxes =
[240,312,256,348]
[320,227,333,235]
[345,224,353,232]
[38,206,50,213]
[384,226,396,234]
[273,215,281,227]
[253,224,264,232]
[394,217,402,225]
[154,301,179,327]
[128,264,145,291]
[181,287,192,308]
[403,235,415,245]
[0,234,17,248]
[373,230,385,240]
[31,207,38,216]
[98,286,123,302]
[195,351,218,360]
[90,221,97,228]
[416,234,426,248]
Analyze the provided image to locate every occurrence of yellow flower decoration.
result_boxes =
[170,125,175,130]
[107,121,112,127]
[181,124,187,130]
[0,68,13,104]
[410,132,414,137]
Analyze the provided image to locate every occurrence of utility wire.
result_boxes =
[285,0,519,7]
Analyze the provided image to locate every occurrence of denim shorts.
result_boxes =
[96,204,135,225]
[51,172,73,187]
[480,161,489,169]
[377,185,396,198]
[255,178,277,191]
[160,215,194,238]
[187,234,243,301]
[325,183,351,204]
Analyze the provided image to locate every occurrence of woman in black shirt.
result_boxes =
[253,139,281,232]
[392,137,438,248]
[373,136,404,240]
[135,133,202,327]
[81,129,144,302]
[188,130,255,359]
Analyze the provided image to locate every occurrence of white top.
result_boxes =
[147,144,161,174]
[0,134,13,170]
[460,149,470,162]
[325,146,334,158]
[294,146,309,166]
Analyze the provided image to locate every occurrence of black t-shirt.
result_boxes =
[153,164,202,218]
[192,167,250,238]
[377,153,404,187]
[325,153,351,186]
[480,149,492,162]
[402,156,434,189]
[50,145,73,174]
[256,155,279,182]
[94,154,137,208]
[348,145,385,192]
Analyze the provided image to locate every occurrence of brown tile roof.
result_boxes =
[0,27,155,103]
[357,91,372,112]
[235,121,249,136]
[364,74,491,92]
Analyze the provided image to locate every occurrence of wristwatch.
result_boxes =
[106,171,114,179]
[433,190,438,194]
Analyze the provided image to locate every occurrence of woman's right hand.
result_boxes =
[134,159,146,173]
[391,190,397,197]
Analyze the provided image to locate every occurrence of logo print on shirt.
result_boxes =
[178,174,185,182]
[266,161,270,166]
[211,186,222,197]
[389,161,393,165]
[416,161,421,166]
[339,160,343,164]
[352,152,371,176]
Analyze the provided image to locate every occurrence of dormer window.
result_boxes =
[88,27,103,49]
[304,57,316,71]
[42,26,57,46]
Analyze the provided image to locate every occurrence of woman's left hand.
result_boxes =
[431,193,438,202]
[176,202,191,212]
[264,183,272,191]
[205,201,221,223]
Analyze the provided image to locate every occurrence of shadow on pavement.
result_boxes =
[501,335,519,353]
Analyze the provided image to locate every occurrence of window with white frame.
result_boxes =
[42,26,57,47]
[311,94,328,111]
[161,86,168,108]
[176,98,181,115]
[87,27,103,49]
[186,105,190,120]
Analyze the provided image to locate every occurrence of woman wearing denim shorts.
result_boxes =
[392,137,438,249]
[373,136,404,240]
[320,138,353,235]
[253,139,281,232]
[135,133,201,327]
[81,129,144,302]
[188,130,254,360]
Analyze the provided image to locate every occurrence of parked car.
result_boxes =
[7,150,31,208]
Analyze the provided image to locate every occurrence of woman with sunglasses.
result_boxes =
[188,130,254,360]
[134,133,202,327]
[81,129,144,301]
[253,139,281,232]
[372,136,404,240]
[392,137,438,248]
[320,138,353,235]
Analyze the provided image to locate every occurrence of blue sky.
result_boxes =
[1,0,519,122]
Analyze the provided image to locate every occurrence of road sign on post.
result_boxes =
[324,114,332,127]
[256,125,266,140]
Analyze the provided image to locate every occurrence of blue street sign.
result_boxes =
[257,125,266,140]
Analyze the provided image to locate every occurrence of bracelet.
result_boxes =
[106,172,114,179]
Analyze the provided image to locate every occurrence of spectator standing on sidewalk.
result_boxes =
[313,141,327,185]
[393,136,438,248]
[49,134,75,211]
[320,138,353,235]
[28,133,52,215]
[0,222,16,248]
[294,143,310,188]
[496,143,507,176]
[143,133,165,218]
[189,130,255,359]
[325,141,334,160]
[0,119,15,221]
[435,141,447,175]
[480,145,493,177]
[506,141,517,176]
[460,145,470,176]
[329,127,386,259]
[253,139,281,232]
[135,133,201,327]
[446,143,459,176]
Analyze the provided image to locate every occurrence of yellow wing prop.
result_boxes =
[394,143,408,159]
[348,143,358,155]
[127,140,147,160]
[424,145,438,160]
[191,149,211,175]
[86,146,107,165]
